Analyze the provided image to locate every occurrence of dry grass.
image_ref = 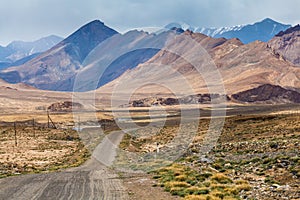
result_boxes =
[0,126,89,178]
[152,163,242,199]
[211,173,233,184]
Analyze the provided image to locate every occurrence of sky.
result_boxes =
[0,0,299,46]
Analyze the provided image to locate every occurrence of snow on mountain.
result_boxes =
[165,18,291,44]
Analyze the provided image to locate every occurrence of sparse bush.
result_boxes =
[185,186,201,195]
[165,181,190,192]
[187,179,198,186]
[210,183,228,190]
[170,187,187,197]
[184,194,208,200]
[211,173,233,184]
[236,183,251,192]
[193,188,210,195]
[269,142,278,149]
[235,179,248,185]
[203,181,211,187]
[223,196,239,200]
[175,174,187,181]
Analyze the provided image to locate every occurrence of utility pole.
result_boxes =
[47,110,50,128]
[47,110,56,129]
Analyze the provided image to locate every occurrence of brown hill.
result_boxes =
[0,78,7,84]
[0,78,37,91]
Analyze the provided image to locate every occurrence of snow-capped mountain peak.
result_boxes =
[165,18,291,44]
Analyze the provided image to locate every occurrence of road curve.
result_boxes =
[0,131,129,200]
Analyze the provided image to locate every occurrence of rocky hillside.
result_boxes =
[74,29,181,92]
[0,35,62,71]
[268,25,300,66]
[231,84,300,103]
[98,29,300,101]
[4,35,63,62]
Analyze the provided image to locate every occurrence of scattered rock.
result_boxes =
[224,163,231,167]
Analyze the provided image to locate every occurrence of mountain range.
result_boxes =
[0,35,63,70]
[0,18,299,104]
[98,29,300,96]
[0,20,118,90]
[268,25,300,67]
[165,18,291,44]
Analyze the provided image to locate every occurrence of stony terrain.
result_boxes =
[117,113,300,199]
[231,84,300,103]
[98,27,300,98]
[268,25,300,67]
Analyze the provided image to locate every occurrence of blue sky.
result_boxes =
[0,0,299,45]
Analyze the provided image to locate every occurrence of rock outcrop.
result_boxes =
[231,84,300,103]
[48,101,83,112]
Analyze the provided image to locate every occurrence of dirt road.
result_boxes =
[0,130,129,200]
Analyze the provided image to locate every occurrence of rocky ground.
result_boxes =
[0,112,299,199]
[117,113,300,199]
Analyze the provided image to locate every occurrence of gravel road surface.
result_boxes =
[0,131,128,200]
